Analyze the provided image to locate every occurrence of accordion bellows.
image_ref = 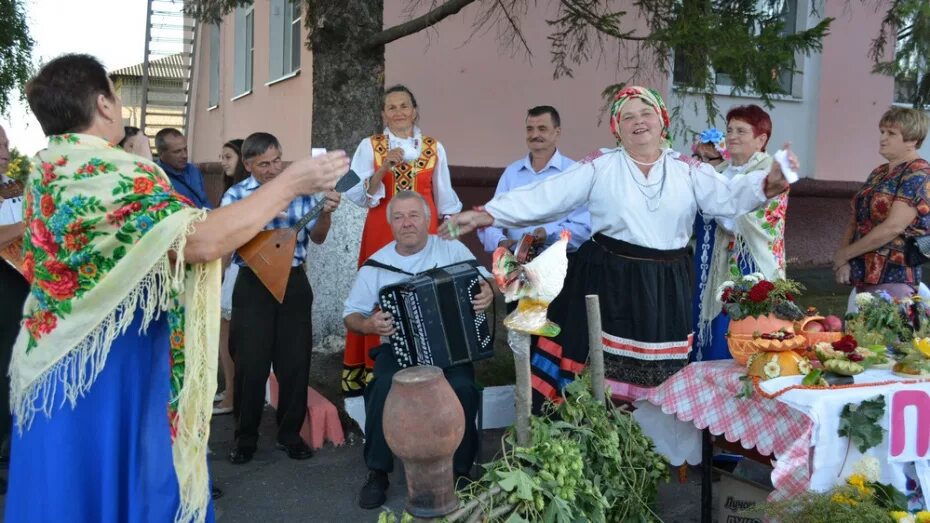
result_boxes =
[379,262,494,369]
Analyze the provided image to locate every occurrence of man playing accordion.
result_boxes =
[343,190,494,509]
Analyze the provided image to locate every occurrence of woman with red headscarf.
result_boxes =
[442,87,795,407]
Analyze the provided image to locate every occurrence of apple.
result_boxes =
[822,315,843,332]
[803,320,825,333]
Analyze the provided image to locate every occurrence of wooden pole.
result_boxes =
[507,329,532,446]
[585,294,605,403]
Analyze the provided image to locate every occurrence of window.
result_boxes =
[233,5,254,97]
[208,23,221,107]
[269,0,301,82]
[893,23,926,106]
[673,0,800,96]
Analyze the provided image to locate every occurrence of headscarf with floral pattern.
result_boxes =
[608,86,672,147]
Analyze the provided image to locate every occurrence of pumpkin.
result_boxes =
[747,350,810,380]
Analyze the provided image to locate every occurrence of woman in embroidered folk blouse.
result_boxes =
[694,105,788,362]
[4,54,348,523]
[441,86,794,408]
[834,107,930,299]
[341,84,463,395]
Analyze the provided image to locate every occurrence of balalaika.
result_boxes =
[378,262,494,369]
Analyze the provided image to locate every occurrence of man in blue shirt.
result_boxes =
[222,132,341,465]
[477,106,590,254]
[155,127,211,209]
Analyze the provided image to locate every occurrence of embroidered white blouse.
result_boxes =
[345,126,463,215]
[484,148,771,251]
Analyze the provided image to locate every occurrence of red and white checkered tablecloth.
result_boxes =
[642,360,813,500]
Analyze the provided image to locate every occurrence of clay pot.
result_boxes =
[383,366,465,518]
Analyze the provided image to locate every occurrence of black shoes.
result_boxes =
[227,446,255,465]
[275,441,313,460]
[358,470,389,509]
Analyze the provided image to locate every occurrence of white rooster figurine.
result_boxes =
[492,230,571,336]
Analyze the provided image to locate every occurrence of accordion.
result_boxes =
[378,262,494,369]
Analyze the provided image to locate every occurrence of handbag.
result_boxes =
[905,235,930,266]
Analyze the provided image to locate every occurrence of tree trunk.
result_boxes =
[304,0,386,342]
[310,0,385,152]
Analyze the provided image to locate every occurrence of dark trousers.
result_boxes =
[230,266,313,449]
[363,344,479,476]
[0,263,28,446]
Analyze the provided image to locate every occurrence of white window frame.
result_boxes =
[207,22,221,109]
[268,0,301,85]
[233,5,254,99]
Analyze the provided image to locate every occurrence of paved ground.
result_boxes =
[207,405,707,523]
[2,266,861,522]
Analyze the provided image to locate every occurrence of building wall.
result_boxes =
[188,2,929,344]
[188,3,314,162]
[383,2,659,168]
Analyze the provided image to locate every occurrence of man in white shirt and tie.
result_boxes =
[477,106,590,254]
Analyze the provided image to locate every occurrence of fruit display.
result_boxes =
[891,338,930,378]
[797,313,843,342]
[727,315,798,364]
[812,335,879,376]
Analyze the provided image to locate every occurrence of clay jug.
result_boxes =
[383,366,465,518]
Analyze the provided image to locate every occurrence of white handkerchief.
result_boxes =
[773,149,799,184]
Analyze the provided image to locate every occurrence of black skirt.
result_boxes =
[531,234,693,408]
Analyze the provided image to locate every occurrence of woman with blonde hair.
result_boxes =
[834,107,930,300]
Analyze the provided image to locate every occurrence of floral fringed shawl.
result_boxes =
[10,133,220,523]
[698,152,788,346]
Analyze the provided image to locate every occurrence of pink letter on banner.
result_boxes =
[889,390,930,462]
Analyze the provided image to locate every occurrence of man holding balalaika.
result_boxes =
[343,191,494,509]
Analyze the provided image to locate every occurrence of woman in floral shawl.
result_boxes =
[4,54,348,523]
[695,105,788,361]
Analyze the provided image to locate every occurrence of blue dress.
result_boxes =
[5,309,215,522]
[691,214,731,362]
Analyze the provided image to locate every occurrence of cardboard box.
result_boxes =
[716,468,772,523]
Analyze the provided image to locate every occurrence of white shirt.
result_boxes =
[344,127,463,215]
[484,148,769,251]
[476,150,591,253]
[715,152,765,233]
[0,174,23,226]
[343,235,487,318]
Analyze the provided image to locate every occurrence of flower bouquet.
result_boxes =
[748,457,919,523]
[3,147,32,183]
[845,291,930,348]
[718,274,806,364]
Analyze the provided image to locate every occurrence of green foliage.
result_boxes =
[747,488,900,523]
[845,292,930,347]
[378,374,668,522]
[838,395,886,454]
[0,0,34,115]
[4,147,32,182]
[870,0,930,108]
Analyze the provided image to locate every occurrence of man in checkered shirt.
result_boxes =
[221,132,341,465]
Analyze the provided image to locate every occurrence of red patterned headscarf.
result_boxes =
[609,86,671,146]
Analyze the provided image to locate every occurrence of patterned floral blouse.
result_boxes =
[850,158,930,286]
